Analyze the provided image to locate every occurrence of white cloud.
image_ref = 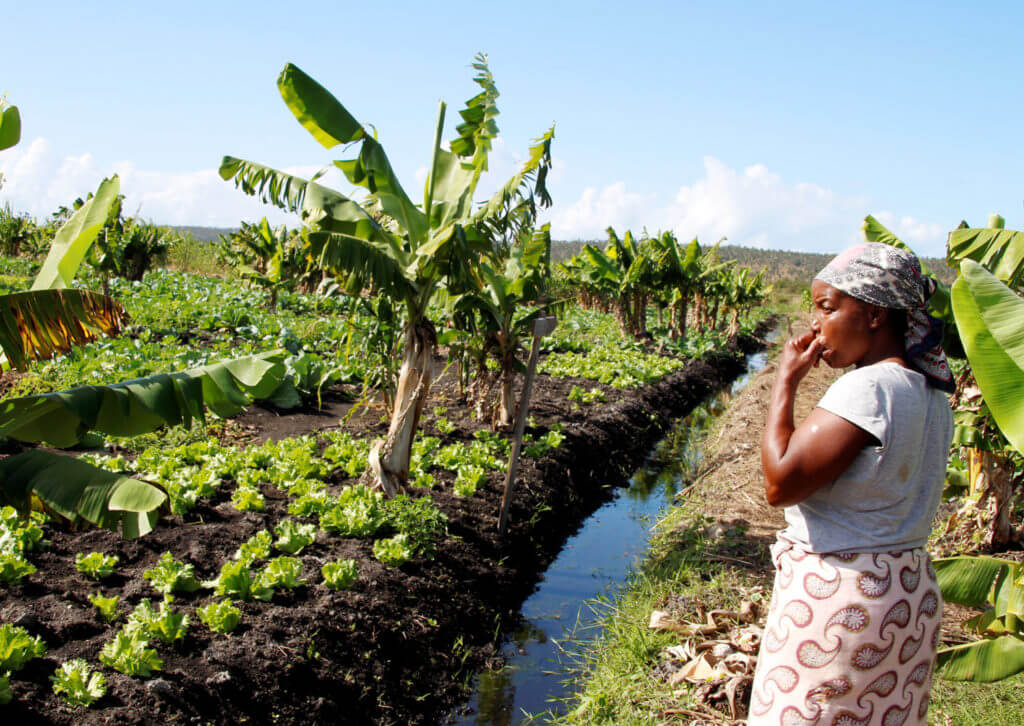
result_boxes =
[550,156,948,257]
[548,182,656,241]
[0,137,336,227]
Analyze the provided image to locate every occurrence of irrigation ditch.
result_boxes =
[450,325,777,724]
[1,320,773,726]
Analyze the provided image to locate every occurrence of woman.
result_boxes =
[749,243,954,725]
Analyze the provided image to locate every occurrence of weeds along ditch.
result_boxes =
[450,327,777,725]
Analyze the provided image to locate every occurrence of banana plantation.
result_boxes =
[1,54,1023,725]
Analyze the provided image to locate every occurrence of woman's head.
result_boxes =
[811,242,953,391]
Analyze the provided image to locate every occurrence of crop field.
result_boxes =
[0,229,773,724]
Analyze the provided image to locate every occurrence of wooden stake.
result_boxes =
[498,316,556,535]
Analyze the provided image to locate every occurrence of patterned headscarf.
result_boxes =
[815,242,954,392]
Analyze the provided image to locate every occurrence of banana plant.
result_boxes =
[449,225,552,428]
[933,555,1024,681]
[219,218,313,309]
[722,267,769,337]
[220,55,554,497]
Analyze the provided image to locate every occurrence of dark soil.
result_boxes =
[1,324,771,726]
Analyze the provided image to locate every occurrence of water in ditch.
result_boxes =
[451,342,774,725]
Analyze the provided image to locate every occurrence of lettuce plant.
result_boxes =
[142,552,200,596]
[0,506,45,555]
[197,600,241,634]
[0,552,35,585]
[75,552,118,580]
[373,534,413,567]
[50,658,106,708]
[125,599,188,644]
[88,592,120,623]
[204,560,273,601]
[0,624,46,671]
[288,489,337,517]
[273,519,316,555]
[319,485,387,537]
[231,485,266,512]
[0,673,10,705]
[453,465,486,497]
[233,530,273,566]
[321,559,358,590]
[259,556,306,589]
[99,630,162,677]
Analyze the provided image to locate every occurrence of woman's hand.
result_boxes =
[777,331,824,388]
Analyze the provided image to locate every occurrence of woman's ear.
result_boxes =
[868,305,887,330]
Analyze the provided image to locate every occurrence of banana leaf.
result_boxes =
[0,350,289,448]
[862,214,953,323]
[0,289,129,371]
[948,226,1024,290]
[937,634,1024,682]
[935,555,1015,607]
[951,261,1024,452]
[0,450,165,538]
[0,103,20,151]
[32,175,120,290]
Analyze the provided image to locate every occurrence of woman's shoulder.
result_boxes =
[832,361,924,392]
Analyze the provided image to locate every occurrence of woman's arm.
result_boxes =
[760,332,876,508]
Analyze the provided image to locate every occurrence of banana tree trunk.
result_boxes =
[676,295,688,340]
[496,364,515,430]
[366,322,435,498]
[727,308,741,337]
[615,299,631,337]
[971,449,1017,549]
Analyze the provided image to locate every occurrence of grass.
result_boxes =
[548,507,768,724]
[929,669,1024,724]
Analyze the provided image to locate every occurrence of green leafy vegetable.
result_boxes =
[273,518,317,555]
[321,559,358,590]
[259,556,306,589]
[231,485,266,512]
[88,592,120,623]
[319,484,387,537]
[0,624,47,671]
[204,560,274,601]
[125,599,189,644]
[0,552,35,585]
[98,630,162,677]
[50,658,106,708]
[373,533,413,567]
[197,600,241,634]
[75,552,118,580]
[233,530,273,566]
[142,552,201,596]
[385,495,447,558]
[453,465,486,497]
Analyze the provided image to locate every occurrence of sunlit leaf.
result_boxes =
[32,176,120,290]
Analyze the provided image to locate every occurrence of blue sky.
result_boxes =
[2,1,1021,257]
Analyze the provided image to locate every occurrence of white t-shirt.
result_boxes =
[780,362,953,554]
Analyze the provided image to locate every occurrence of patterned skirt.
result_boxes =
[748,537,942,726]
